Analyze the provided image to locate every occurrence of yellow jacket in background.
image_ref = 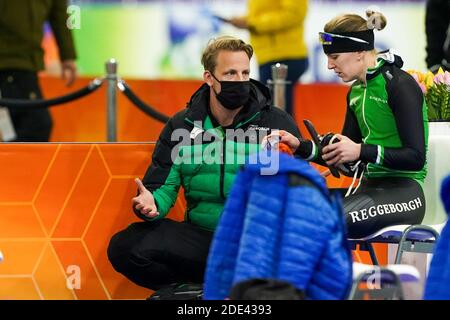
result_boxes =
[246,0,308,65]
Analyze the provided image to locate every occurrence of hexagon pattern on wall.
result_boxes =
[0,143,186,300]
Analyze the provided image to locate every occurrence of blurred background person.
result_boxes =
[0,0,77,142]
[226,0,309,117]
[425,0,450,73]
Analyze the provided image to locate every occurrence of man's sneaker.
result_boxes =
[147,283,203,300]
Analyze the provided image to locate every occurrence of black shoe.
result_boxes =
[147,283,179,300]
[147,283,203,300]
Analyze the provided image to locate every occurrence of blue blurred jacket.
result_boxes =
[424,175,450,299]
[203,152,353,300]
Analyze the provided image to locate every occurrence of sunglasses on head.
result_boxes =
[319,32,369,45]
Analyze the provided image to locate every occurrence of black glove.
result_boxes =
[320,133,365,177]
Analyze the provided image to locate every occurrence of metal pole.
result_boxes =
[266,63,290,111]
[105,58,118,142]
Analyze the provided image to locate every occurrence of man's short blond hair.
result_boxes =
[201,36,253,73]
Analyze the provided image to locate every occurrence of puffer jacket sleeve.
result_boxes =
[136,114,184,221]
[48,0,77,61]
[277,182,336,289]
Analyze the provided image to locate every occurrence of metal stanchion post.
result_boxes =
[267,63,290,111]
[105,58,118,142]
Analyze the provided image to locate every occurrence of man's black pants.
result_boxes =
[107,219,213,290]
[0,70,52,142]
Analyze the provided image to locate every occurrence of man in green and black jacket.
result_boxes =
[108,36,302,294]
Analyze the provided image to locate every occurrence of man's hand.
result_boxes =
[132,178,159,218]
[322,134,361,166]
[264,130,301,152]
[61,59,77,87]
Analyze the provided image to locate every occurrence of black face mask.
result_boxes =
[210,73,251,110]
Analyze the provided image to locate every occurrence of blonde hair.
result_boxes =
[324,11,386,54]
[324,11,387,33]
[201,36,253,73]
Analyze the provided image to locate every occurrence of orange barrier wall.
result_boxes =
[3,78,385,299]
[0,143,186,300]
[0,143,386,300]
